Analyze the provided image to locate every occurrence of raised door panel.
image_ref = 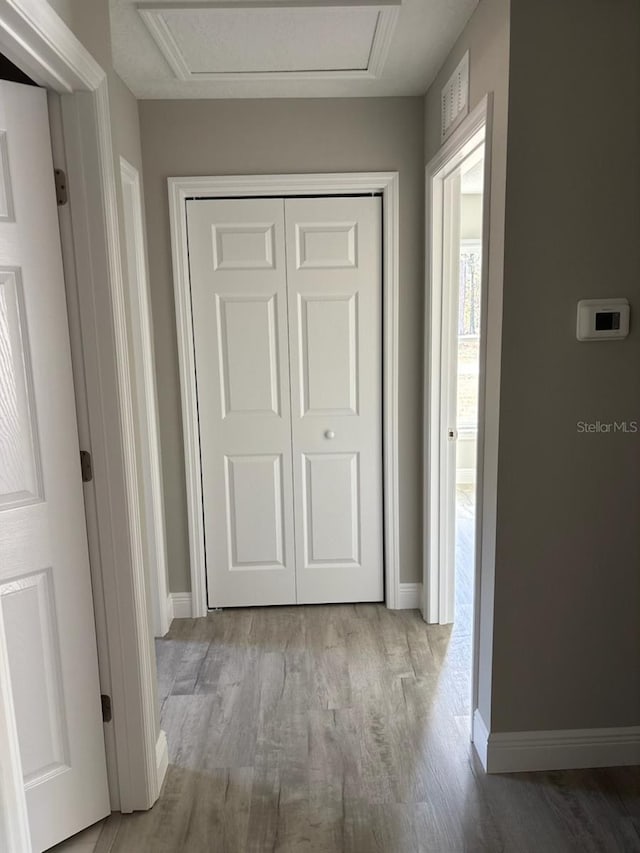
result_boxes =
[225,454,285,568]
[296,222,357,269]
[297,293,358,416]
[1,570,69,788]
[302,452,360,566]
[216,294,281,417]
[285,196,384,605]
[0,269,42,509]
[187,198,296,607]
[213,223,275,270]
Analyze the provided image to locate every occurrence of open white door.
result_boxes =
[0,81,109,851]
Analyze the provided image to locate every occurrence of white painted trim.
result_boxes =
[397,583,422,610]
[138,2,399,82]
[424,97,491,628]
[120,156,171,639]
[167,592,193,621]
[0,604,32,853]
[425,97,496,778]
[485,725,640,775]
[456,469,475,485]
[168,172,401,616]
[67,80,160,812]
[0,0,102,92]
[155,730,168,793]
[472,708,490,771]
[0,0,162,820]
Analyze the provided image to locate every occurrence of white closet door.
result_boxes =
[0,82,109,850]
[187,198,297,607]
[284,196,383,604]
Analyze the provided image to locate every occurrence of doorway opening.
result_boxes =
[450,144,485,632]
[424,109,490,741]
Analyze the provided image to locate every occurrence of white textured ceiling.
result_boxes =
[110,0,479,99]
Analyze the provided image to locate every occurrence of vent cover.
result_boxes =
[441,51,469,141]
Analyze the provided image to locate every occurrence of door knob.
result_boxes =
[324,430,336,440]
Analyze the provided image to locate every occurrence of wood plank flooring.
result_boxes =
[100,599,640,852]
[101,490,640,851]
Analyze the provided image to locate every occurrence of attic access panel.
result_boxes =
[137,1,400,81]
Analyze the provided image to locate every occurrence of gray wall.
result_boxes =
[424,0,510,726]
[47,0,145,172]
[139,97,425,592]
[492,0,640,732]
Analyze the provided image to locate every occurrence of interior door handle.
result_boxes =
[324,430,336,440]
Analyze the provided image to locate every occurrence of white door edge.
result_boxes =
[168,173,401,617]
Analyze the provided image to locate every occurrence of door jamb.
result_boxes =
[168,173,401,617]
[120,156,171,638]
[426,135,486,626]
[0,3,163,844]
[423,95,494,734]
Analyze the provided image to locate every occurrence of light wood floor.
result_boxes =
[97,490,640,852]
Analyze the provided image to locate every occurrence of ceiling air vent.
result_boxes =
[441,51,469,142]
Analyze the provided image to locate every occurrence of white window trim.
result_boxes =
[168,172,401,616]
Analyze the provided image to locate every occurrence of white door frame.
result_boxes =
[0,2,163,846]
[168,173,401,617]
[120,156,171,638]
[426,133,486,626]
[423,96,493,712]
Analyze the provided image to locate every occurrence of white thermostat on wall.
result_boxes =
[576,298,630,341]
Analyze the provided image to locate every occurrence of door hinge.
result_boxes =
[101,694,112,723]
[80,450,93,483]
[54,168,68,206]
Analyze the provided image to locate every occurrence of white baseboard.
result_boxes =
[166,592,193,621]
[456,468,475,485]
[155,730,168,798]
[473,709,640,773]
[396,583,423,610]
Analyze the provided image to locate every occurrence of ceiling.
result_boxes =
[109,0,479,99]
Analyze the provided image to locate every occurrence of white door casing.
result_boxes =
[425,115,488,628]
[120,156,170,637]
[188,195,383,607]
[0,81,109,852]
[168,172,400,617]
[285,196,383,604]
[188,198,297,607]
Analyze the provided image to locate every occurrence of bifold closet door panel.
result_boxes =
[187,198,297,608]
[284,196,384,604]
